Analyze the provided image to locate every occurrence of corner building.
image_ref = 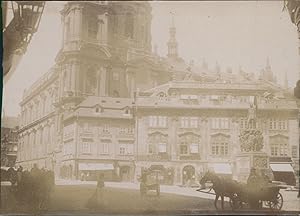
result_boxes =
[17,1,299,185]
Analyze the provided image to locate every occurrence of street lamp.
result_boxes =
[3,1,45,81]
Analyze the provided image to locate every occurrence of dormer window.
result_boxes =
[95,106,103,113]
[124,107,131,115]
[113,90,120,98]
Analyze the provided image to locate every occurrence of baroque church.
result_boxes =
[17,1,298,186]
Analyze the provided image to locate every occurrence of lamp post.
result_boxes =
[3,1,45,82]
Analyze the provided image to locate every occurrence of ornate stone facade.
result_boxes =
[16,1,300,185]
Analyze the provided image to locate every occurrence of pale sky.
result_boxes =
[2,1,299,117]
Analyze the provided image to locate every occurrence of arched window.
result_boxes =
[125,12,134,39]
[65,18,70,42]
[87,17,98,40]
[85,68,97,95]
[99,19,104,42]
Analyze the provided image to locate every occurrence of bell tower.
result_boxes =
[55,1,154,105]
[167,12,178,59]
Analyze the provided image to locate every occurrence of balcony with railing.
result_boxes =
[136,96,297,111]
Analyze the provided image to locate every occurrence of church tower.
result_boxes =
[259,57,277,83]
[167,12,178,59]
[55,1,153,107]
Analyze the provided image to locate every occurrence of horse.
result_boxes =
[199,171,241,210]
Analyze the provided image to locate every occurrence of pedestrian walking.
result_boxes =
[86,173,105,210]
[96,173,105,207]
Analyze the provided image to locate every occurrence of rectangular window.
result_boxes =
[99,141,109,154]
[127,144,133,155]
[180,117,188,128]
[81,140,91,154]
[190,143,199,153]
[292,145,298,158]
[158,143,167,153]
[149,116,167,128]
[158,116,167,127]
[190,117,198,128]
[119,127,126,134]
[148,144,154,154]
[212,118,229,129]
[120,146,126,155]
[270,143,288,156]
[180,145,188,155]
[211,142,228,156]
[102,124,110,133]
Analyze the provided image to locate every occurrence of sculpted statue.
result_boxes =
[239,129,264,152]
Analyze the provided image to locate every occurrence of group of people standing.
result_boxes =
[2,164,55,211]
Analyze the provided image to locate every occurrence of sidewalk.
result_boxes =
[55,179,300,211]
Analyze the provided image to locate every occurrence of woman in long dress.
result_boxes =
[96,173,105,207]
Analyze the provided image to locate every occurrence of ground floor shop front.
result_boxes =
[134,161,233,186]
[59,159,136,182]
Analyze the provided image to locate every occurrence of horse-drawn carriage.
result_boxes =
[198,171,285,211]
[229,182,284,210]
[139,170,160,196]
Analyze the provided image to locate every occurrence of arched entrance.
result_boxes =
[120,166,131,182]
[182,165,195,186]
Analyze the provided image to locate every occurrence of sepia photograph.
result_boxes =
[1,0,300,215]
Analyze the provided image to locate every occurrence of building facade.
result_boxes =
[17,1,299,185]
[1,116,19,167]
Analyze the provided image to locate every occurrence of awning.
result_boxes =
[270,163,294,172]
[212,163,232,174]
[78,163,114,171]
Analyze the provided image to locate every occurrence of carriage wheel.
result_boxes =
[268,193,283,211]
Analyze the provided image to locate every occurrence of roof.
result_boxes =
[1,116,19,129]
